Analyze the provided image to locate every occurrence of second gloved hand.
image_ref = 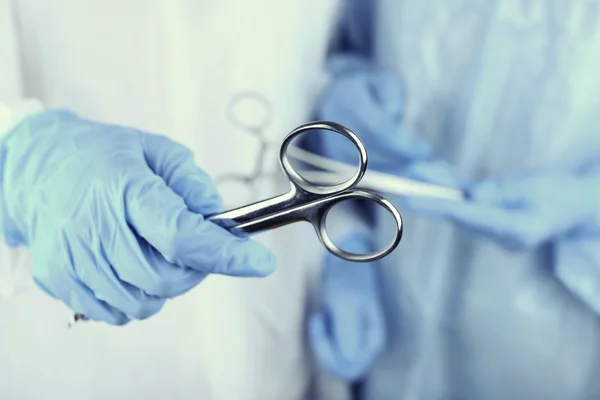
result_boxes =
[309,232,386,382]
[404,167,598,250]
[306,55,431,172]
[0,110,275,325]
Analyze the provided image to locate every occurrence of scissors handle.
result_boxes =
[313,189,403,262]
[207,183,300,233]
[208,186,403,263]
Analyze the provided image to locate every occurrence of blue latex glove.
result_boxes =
[307,55,431,172]
[0,110,275,325]
[404,167,598,250]
[325,54,379,76]
[308,232,386,382]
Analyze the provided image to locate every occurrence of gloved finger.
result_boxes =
[403,197,524,237]
[469,178,528,207]
[320,102,430,164]
[33,262,129,325]
[326,56,404,118]
[363,72,404,119]
[355,74,430,160]
[380,127,432,162]
[326,54,374,76]
[363,306,386,361]
[124,169,275,276]
[404,160,467,188]
[320,77,431,161]
[142,133,223,215]
[65,232,166,319]
[309,313,369,381]
[123,233,209,298]
[328,303,364,362]
[309,313,345,375]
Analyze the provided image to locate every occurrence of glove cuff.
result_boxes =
[0,100,45,138]
[0,100,45,246]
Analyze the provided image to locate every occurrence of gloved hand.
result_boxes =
[309,232,386,382]
[0,110,275,325]
[306,55,431,172]
[404,166,598,250]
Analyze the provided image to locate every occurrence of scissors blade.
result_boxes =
[207,188,336,235]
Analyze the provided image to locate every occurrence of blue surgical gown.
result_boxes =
[334,1,600,399]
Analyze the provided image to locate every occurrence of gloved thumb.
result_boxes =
[329,304,364,362]
[403,160,467,188]
[309,312,339,370]
[308,312,371,382]
[326,54,375,76]
[142,133,224,215]
[125,133,276,278]
[363,72,404,121]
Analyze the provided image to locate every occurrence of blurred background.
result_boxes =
[1,0,600,399]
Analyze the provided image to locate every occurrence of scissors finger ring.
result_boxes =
[208,120,403,262]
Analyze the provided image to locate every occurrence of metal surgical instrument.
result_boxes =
[207,120,404,263]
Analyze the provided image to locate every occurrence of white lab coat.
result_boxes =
[0,1,348,399]
[365,1,600,399]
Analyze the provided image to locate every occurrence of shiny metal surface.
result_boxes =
[207,120,403,262]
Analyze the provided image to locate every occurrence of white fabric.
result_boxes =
[365,1,600,399]
[0,100,42,300]
[0,1,349,399]
[0,0,22,102]
[0,99,44,138]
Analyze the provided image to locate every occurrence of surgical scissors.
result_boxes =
[207,120,403,262]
